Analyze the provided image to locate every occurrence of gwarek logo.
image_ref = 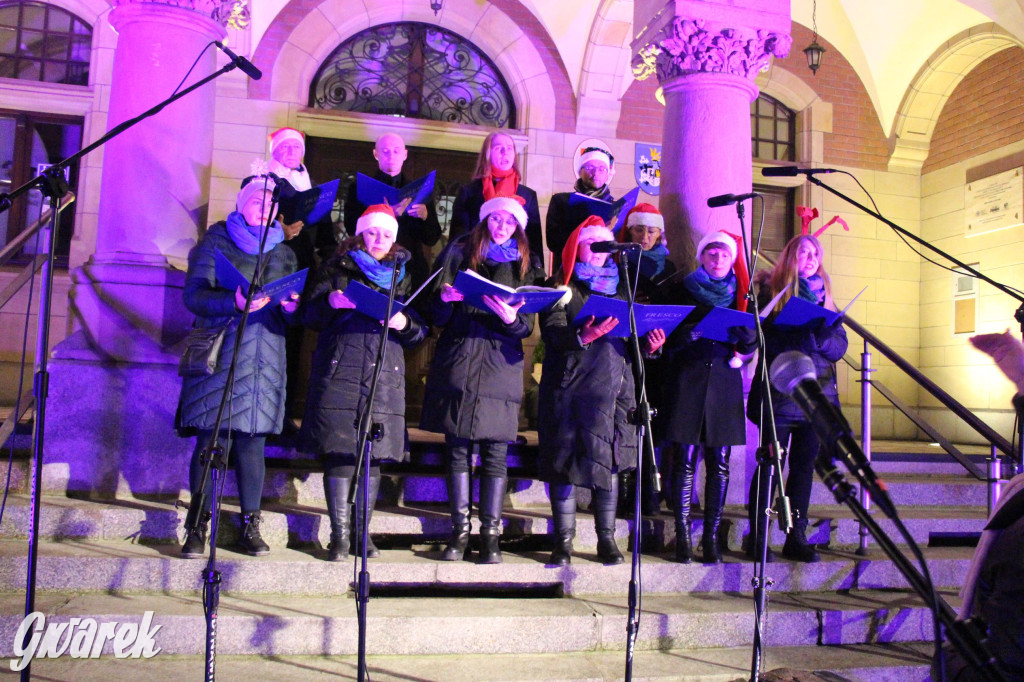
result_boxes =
[10,611,162,671]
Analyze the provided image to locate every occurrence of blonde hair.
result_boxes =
[465,218,531,279]
[765,234,834,314]
[471,132,522,180]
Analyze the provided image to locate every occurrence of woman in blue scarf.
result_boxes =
[179,176,299,559]
[300,204,427,561]
[618,203,676,301]
[538,216,666,566]
[746,234,848,563]
[662,231,755,564]
[421,195,546,564]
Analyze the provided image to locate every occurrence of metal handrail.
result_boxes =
[842,315,1015,459]
[0,192,75,312]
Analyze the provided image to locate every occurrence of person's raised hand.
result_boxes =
[578,315,619,345]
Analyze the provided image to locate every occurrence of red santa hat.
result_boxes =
[479,194,528,230]
[355,204,398,236]
[269,127,305,155]
[696,229,750,315]
[617,203,666,246]
[560,215,615,286]
[696,230,738,266]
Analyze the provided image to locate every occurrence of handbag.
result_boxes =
[178,325,228,377]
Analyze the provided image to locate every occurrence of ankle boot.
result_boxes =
[323,475,351,561]
[745,465,774,563]
[239,511,270,556]
[702,446,730,564]
[477,475,506,564]
[353,473,381,559]
[181,511,211,559]
[548,483,576,566]
[671,445,698,564]
[442,471,472,561]
[782,510,820,563]
[593,480,623,565]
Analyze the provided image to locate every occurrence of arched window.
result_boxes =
[751,94,794,161]
[0,1,91,85]
[310,22,515,128]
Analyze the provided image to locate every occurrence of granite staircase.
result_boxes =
[0,425,996,680]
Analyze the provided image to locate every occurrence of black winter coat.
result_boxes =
[300,248,427,460]
[537,274,638,490]
[178,220,297,435]
[747,285,848,427]
[419,237,545,442]
[545,189,611,258]
[449,178,543,256]
[661,284,756,447]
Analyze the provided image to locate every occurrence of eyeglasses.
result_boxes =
[629,226,661,236]
[580,164,608,175]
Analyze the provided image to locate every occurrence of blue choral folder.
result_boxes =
[452,269,565,315]
[573,294,693,338]
[773,286,865,328]
[214,249,307,306]
[342,268,441,322]
[568,186,640,232]
[690,289,786,342]
[278,179,340,225]
[355,171,436,214]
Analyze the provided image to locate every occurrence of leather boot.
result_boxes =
[745,465,774,563]
[441,471,472,561]
[323,475,351,561]
[181,511,211,559]
[548,483,576,566]
[477,475,506,564]
[782,509,820,563]
[239,511,270,556]
[353,473,381,559]
[671,445,698,563]
[593,479,623,565]
[702,446,730,564]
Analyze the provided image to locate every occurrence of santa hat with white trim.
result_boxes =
[560,215,616,286]
[356,204,398,236]
[269,127,305,156]
[574,145,614,177]
[479,194,528,230]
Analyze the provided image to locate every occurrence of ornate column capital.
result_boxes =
[112,0,249,29]
[633,18,791,84]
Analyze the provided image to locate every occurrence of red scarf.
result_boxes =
[482,165,519,202]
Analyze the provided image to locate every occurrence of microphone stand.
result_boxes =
[349,255,404,682]
[804,174,1024,473]
[183,178,281,682]
[726,198,793,682]
[0,50,249,682]
[815,457,1008,682]
[620,246,661,682]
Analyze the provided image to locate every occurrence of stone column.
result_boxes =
[45,1,235,500]
[632,1,791,266]
[631,1,790,508]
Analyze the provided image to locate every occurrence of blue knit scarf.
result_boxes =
[683,266,736,308]
[575,261,619,295]
[798,274,825,304]
[486,237,520,263]
[226,211,284,256]
[623,243,668,279]
[350,248,406,290]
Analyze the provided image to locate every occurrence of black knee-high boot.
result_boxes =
[441,470,472,561]
[477,475,506,564]
[323,475,352,561]
[548,483,576,566]
[593,478,623,565]
[671,445,699,563]
[353,472,381,559]
[702,446,730,564]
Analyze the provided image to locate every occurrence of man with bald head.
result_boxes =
[344,133,442,288]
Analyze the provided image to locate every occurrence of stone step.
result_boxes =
[2,643,934,681]
[0,588,955,658]
[0,494,988,553]
[0,539,977,597]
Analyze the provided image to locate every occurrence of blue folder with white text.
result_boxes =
[355,171,436,214]
[573,294,693,338]
[215,249,308,306]
[453,269,565,315]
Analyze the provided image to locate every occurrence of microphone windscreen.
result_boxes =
[769,350,816,395]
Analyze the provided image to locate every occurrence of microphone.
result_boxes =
[215,41,263,81]
[769,350,898,518]
[761,166,836,177]
[392,249,412,264]
[590,241,641,253]
[707,192,759,208]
